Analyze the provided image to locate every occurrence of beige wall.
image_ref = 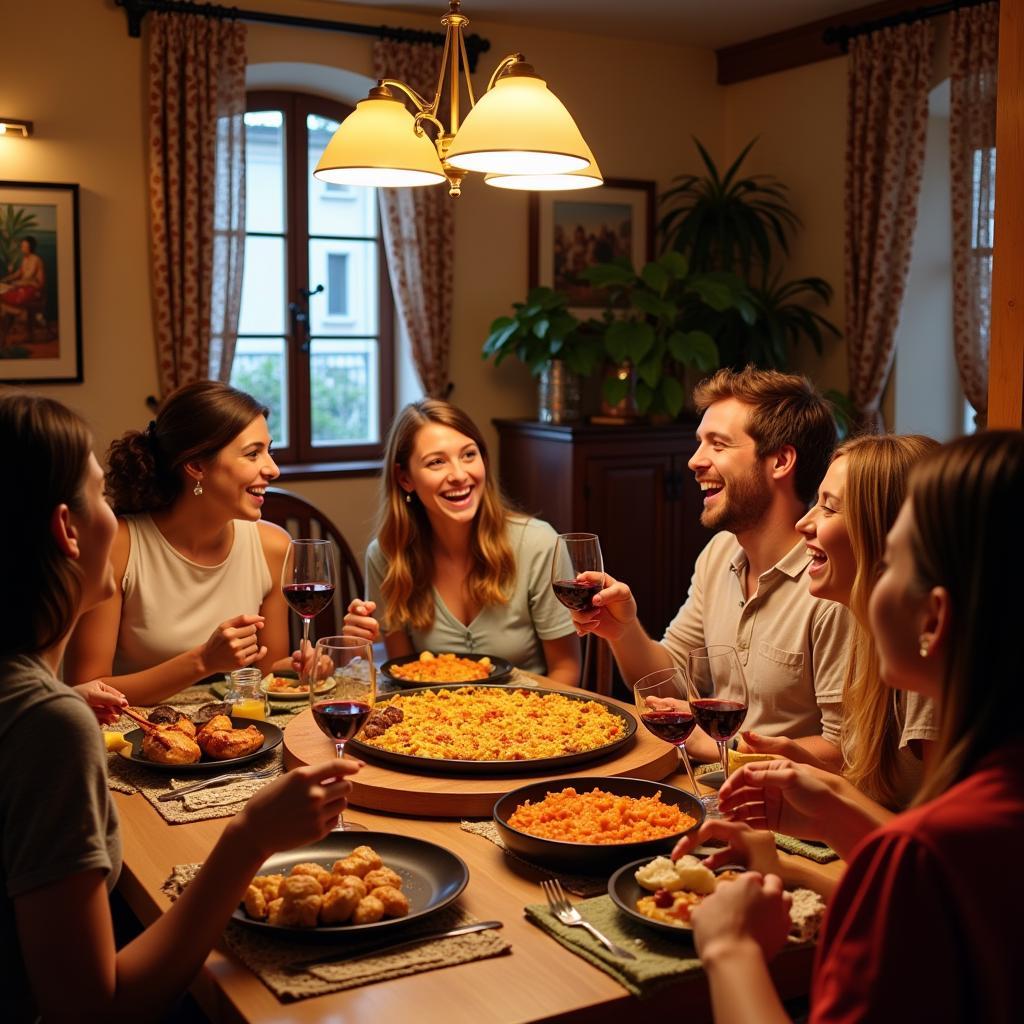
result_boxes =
[2,0,725,569]
[722,56,849,397]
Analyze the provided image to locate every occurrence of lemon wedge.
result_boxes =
[104,731,131,753]
[727,748,778,770]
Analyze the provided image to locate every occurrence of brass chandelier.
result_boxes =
[313,1,602,197]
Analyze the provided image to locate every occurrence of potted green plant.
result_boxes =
[483,286,604,422]
[579,251,751,418]
[658,138,840,371]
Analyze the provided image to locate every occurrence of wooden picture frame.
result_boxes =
[0,181,83,383]
[529,177,656,317]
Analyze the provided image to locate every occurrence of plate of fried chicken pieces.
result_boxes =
[117,703,282,772]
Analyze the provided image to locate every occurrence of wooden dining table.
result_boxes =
[113,679,843,1024]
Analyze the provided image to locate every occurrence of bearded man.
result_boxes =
[571,367,852,770]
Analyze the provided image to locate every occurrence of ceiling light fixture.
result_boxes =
[0,118,33,138]
[314,1,600,197]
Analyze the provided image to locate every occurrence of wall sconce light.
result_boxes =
[0,119,33,138]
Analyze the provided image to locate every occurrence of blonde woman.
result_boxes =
[742,434,939,809]
[344,400,580,686]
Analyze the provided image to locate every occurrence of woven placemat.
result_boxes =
[525,895,701,998]
[460,820,607,897]
[163,863,511,1002]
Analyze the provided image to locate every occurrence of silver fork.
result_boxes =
[541,878,636,960]
[157,767,277,802]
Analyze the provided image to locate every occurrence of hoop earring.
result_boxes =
[193,480,203,497]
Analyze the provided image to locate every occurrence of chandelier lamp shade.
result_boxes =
[313,1,601,196]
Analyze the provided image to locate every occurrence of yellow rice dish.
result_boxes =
[389,651,492,684]
[357,686,627,761]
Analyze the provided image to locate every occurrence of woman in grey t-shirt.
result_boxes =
[343,400,579,685]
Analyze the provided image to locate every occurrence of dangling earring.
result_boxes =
[918,634,930,658]
[404,491,412,504]
[193,479,203,497]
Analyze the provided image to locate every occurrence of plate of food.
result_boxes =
[347,684,636,775]
[608,854,825,941]
[233,832,469,940]
[380,651,514,686]
[260,670,334,700]
[492,776,704,872]
[118,705,282,773]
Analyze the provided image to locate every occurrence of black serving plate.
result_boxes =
[118,716,282,773]
[232,832,469,940]
[347,684,636,776]
[608,857,747,938]
[379,653,514,686]
[493,776,705,873]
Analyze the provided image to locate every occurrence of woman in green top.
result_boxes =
[344,399,580,685]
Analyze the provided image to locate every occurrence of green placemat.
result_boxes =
[525,895,701,998]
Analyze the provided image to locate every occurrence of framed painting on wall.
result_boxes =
[0,181,82,383]
[529,177,655,316]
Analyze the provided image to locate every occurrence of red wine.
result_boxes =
[283,582,335,618]
[552,579,602,611]
[640,710,697,745]
[691,699,747,741]
[312,700,371,742]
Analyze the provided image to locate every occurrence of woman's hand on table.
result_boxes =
[198,614,268,674]
[568,571,638,641]
[74,679,128,725]
[691,871,792,965]
[672,819,784,877]
[343,600,380,644]
[239,758,363,857]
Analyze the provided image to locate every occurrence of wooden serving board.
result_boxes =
[283,695,679,818]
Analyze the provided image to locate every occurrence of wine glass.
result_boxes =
[310,635,375,832]
[633,667,705,805]
[551,532,604,611]
[686,645,749,816]
[282,538,337,688]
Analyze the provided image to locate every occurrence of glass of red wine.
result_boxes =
[551,533,604,611]
[310,635,375,832]
[633,667,703,802]
[282,538,337,689]
[686,644,749,816]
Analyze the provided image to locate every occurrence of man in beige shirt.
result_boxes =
[571,367,852,771]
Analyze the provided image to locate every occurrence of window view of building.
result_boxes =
[230,94,392,464]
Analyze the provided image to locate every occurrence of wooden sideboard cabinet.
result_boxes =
[494,419,714,690]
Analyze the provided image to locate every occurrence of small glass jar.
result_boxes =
[225,667,268,721]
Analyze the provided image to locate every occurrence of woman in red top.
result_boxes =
[673,431,1024,1023]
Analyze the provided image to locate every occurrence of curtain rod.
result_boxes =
[822,0,990,50]
[114,0,492,72]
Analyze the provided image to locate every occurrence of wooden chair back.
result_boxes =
[261,486,365,650]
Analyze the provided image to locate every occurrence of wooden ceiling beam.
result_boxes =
[716,1,935,85]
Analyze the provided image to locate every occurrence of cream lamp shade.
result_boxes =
[445,68,591,175]
[313,87,446,187]
[485,141,603,190]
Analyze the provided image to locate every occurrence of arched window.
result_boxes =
[230,91,394,468]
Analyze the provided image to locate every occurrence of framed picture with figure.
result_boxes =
[0,180,82,383]
[529,177,655,317]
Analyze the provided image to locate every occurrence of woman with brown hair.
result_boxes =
[0,389,354,1022]
[343,399,580,685]
[742,433,939,809]
[65,380,295,705]
[675,431,1024,1023]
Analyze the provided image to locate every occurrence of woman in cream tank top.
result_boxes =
[64,382,298,706]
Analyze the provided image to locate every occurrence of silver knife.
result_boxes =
[157,769,266,802]
[286,919,504,972]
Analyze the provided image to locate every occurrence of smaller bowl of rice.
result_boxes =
[493,776,705,872]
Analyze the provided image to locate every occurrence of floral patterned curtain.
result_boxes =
[372,40,454,399]
[844,22,934,431]
[147,12,247,393]
[950,2,999,425]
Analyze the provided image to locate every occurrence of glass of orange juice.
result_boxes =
[226,667,268,721]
